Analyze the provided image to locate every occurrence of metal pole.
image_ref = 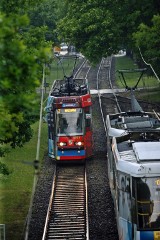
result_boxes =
[24,64,46,240]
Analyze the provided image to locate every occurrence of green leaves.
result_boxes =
[0,14,38,92]
[133,14,160,75]
[57,0,160,65]
[0,13,39,156]
[57,1,119,63]
[0,0,56,158]
[0,0,45,14]
[0,0,56,161]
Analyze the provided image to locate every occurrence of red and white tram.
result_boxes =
[45,77,93,161]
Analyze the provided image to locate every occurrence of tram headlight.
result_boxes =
[57,142,67,147]
[75,141,84,146]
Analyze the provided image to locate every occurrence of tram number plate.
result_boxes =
[65,109,76,112]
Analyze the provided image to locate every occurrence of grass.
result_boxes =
[115,55,160,89]
[115,55,160,103]
[0,119,48,239]
[46,57,81,86]
[137,89,160,103]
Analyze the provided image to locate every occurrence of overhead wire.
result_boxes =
[138,46,160,83]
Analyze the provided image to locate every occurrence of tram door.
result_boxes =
[47,111,55,158]
[85,107,93,158]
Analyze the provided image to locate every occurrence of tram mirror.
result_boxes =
[108,127,128,137]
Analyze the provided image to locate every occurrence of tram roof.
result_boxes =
[50,78,90,97]
[112,140,160,177]
[107,111,160,177]
[133,142,160,162]
[107,111,160,132]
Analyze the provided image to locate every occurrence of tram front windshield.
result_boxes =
[136,177,160,230]
[56,108,84,136]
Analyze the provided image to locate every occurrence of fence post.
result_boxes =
[0,224,5,240]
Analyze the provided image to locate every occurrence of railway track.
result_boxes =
[41,58,92,240]
[74,59,91,79]
[42,164,89,240]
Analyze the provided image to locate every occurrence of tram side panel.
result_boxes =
[107,136,141,240]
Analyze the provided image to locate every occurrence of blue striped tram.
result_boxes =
[106,111,160,240]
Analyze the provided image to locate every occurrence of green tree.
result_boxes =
[111,0,160,55]
[0,0,44,15]
[28,0,56,41]
[57,0,160,64]
[55,0,69,19]
[0,13,40,155]
[0,0,54,160]
[133,15,160,76]
[57,0,120,63]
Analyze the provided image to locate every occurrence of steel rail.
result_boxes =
[42,164,89,240]
[74,59,91,79]
[96,57,122,137]
[85,165,89,240]
[42,166,57,240]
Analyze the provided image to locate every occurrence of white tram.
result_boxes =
[106,111,160,240]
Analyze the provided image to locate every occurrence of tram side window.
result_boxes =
[136,178,152,229]
[136,177,160,230]
[48,112,55,131]
[118,173,131,221]
[50,112,55,130]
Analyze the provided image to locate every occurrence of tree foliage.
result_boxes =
[28,0,56,41]
[0,0,44,15]
[57,0,160,67]
[0,0,54,159]
[133,15,160,75]
[0,13,39,152]
[57,1,120,63]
